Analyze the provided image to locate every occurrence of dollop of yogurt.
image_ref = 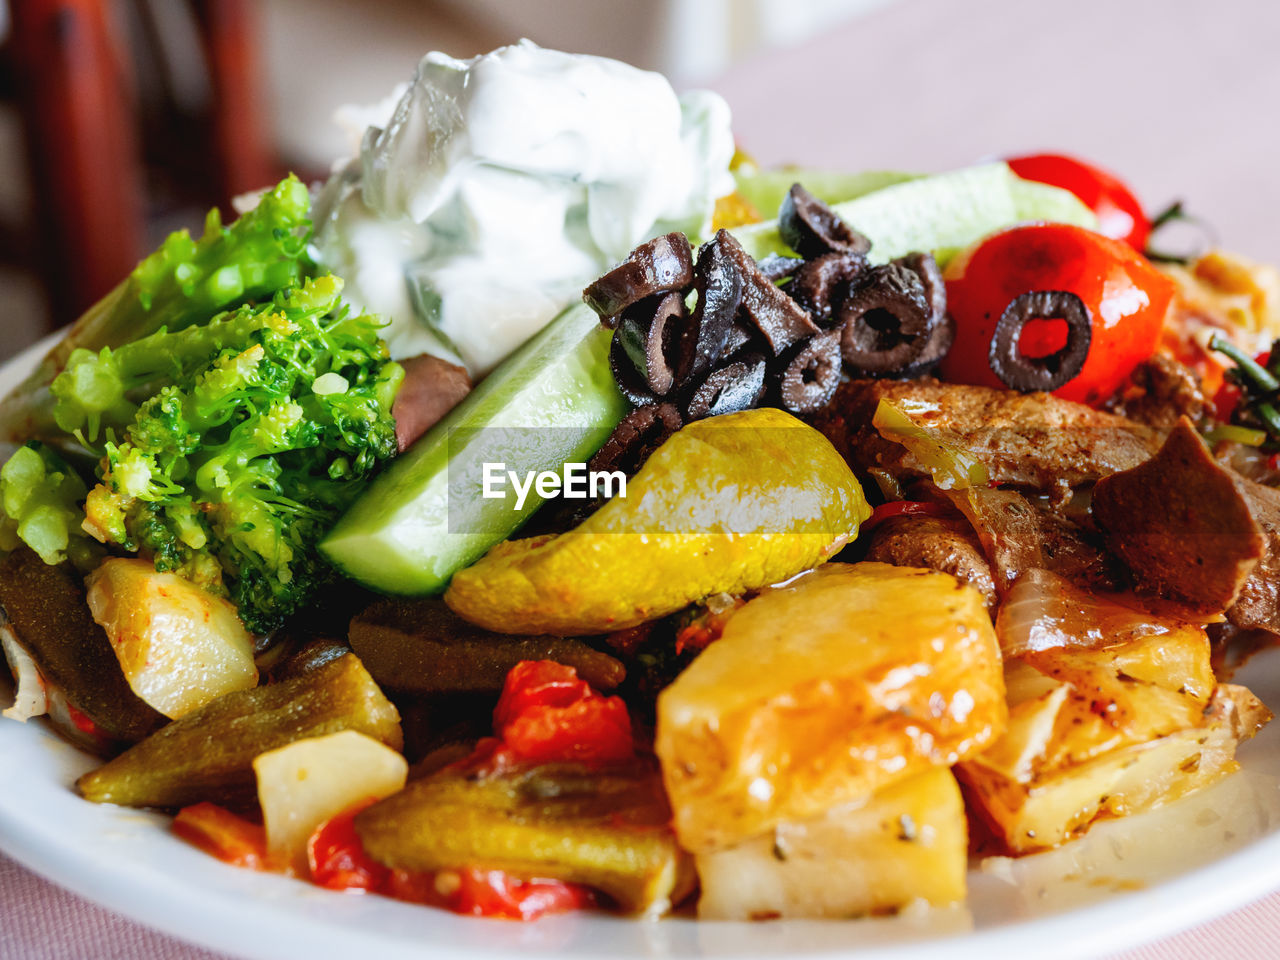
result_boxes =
[310,40,735,375]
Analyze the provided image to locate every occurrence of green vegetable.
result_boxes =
[322,303,626,595]
[872,398,990,490]
[731,163,1098,266]
[63,274,402,633]
[732,168,920,221]
[1210,333,1280,439]
[0,442,99,568]
[0,176,313,445]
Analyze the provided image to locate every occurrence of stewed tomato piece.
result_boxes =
[939,223,1175,406]
[1008,153,1150,250]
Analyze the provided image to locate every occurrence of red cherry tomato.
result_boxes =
[173,803,268,871]
[491,660,634,766]
[1008,153,1150,250]
[307,800,388,891]
[940,223,1175,406]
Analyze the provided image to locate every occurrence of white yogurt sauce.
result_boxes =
[310,40,735,374]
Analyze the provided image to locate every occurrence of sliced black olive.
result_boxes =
[838,262,935,375]
[988,290,1093,393]
[757,254,804,281]
[717,229,819,356]
[895,313,956,380]
[684,354,767,421]
[616,291,684,397]
[719,320,757,360]
[589,403,684,477]
[609,332,656,407]
[583,233,694,326]
[675,232,744,383]
[892,252,946,324]
[788,252,867,324]
[778,184,871,259]
[778,328,842,414]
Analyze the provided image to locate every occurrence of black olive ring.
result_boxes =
[988,290,1093,393]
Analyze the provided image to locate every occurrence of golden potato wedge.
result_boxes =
[445,408,869,636]
[254,730,408,873]
[696,767,966,920]
[86,558,256,719]
[656,562,1005,852]
[960,684,1269,853]
[960,573,1270,852]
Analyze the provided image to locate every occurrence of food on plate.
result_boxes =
[76,654,401,809]
[959,570,1271,852]
[655,562,1004,853]
[0,547,165,752]
[695,767,966,920]
[444,408,869,635]
[254,730,408,872]
[940,222,1176,403]
[85,558,258,719]
[2,38,1279,929]
[320,302,626,594]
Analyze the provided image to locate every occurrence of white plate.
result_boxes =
[2,336,1280,960]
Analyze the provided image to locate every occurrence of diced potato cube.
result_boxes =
[656,562,1005,852]
[697,767,966,920]
[254,730,407,873]
[86,558,256,719]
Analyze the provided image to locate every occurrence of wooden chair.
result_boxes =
[6,0,277,327]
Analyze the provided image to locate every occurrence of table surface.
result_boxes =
[5,0,1280,956]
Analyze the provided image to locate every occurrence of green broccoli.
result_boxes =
[0,441,102,569]
[68,275,403,632]
[0,175,313,445]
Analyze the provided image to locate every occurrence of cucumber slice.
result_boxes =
[321,304,626,595]
[732,162,1097,267]
[733,169,920,221]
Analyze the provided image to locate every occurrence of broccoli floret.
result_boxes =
[0,442,102,569]
[78,274,403,632]
[0,176,313,445]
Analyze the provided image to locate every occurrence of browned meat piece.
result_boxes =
[1228,482,1280,633]
[864,514,997,609]
[349,596,625,695]
[1112,353,1209,429]
[392,353,472,453]
[809,378,1161,496]
[941,488,1120,597]
[1092,419,1266,619]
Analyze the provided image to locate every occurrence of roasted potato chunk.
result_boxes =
[959,574,1271,852]
[255,730,408,872]
[86,558,257,719]
[656,562,1005,852]
[696,767,966,920]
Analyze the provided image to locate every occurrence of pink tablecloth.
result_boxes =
[5,0,1280,956]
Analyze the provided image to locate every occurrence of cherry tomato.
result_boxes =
[940,223,1175,406]
[447,868,593,920]
[173,803,268,870]
[307,800,388,891]
[492,660,634,765]
[1008,153,1150,250]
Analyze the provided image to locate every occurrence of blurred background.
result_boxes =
[0,0,1276,365]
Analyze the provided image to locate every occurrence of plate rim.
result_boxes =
[2,332,1280,960]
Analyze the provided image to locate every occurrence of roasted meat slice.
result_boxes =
[941,488,1120,597]
[863,514,997,610]
[810,378,1161,495]
[1091,418,1280,629]
[392,353,472,453]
